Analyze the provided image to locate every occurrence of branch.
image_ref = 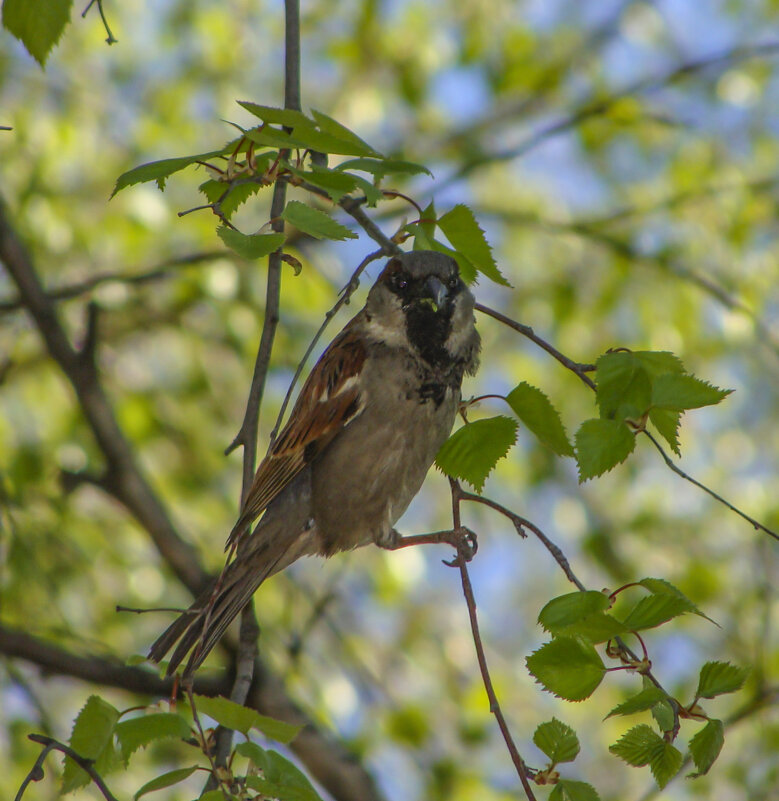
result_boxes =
[213,0,302,776]
[475,301,778,541]
[0,623,387,801]
[442,40,779,187]
[0,195,207,593]
[0,250,226,315]
[456,487,585,590]
[0,197,386,801]
[447,480,538,800]
[474,302,596,388]
[81,0,117,45]
[643,430,778,542]
[17,734,119,801]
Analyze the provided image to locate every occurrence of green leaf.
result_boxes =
[112,151,225,197]
[245,750,324,801]
[695,662,749,700]
[435,416,518,493]
[237,101,313,128]
[648,408,681,455]
[288,165,360,202]
[62,695,119,793]
[526,636,606,702]
[538,591,611,634]
[311,109,381,156]
[193,694,257,736]
[633,351,685,377]
[575,418,635,481]
[251,713,304,745]
[610,724,683,788]
[134,766,199,799]
[557,612,628,644]
[216,227,284,259]
[506,382,574,456]
[533,718,580,764]
[688,719,724,776]
[235,741,269,769]
[595,352,652,421]
[549,779,601,801]
[606,687,668,719]
[410,216,479,282]
[194,695,301,743]
[650,740,684,788]
[2,0,72,66]
[336,157,432,178]
[610,724,663,766]
[651,374,732,411]
[115,713,191,761]
[651,700,676,733]
[242,124,304,149]
[198,178,267,218]
[281,200,358,240]
[638,577,716,624]
[619,593,694,631]
[437,204,510,286]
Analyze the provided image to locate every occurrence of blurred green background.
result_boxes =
[0,1,777,799]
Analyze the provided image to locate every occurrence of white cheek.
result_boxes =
[446,304,476,354]
[364,317,409,348]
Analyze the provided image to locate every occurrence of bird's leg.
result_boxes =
[378,527,478,561]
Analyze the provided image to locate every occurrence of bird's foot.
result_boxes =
[378,526,478,563]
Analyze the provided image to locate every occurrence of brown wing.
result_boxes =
[226,323,366,547]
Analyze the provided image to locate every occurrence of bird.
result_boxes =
[148,250,480,676]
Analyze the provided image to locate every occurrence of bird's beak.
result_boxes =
[423,276,449,312]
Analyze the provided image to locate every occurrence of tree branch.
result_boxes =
[0,196,386,801]
[0,622,387,801]
[17,734,119,801]
[213,0,302,775]
[441,40,779,188]
[0,195,207,593]
[0,250,226,315]
[447,480,538,800]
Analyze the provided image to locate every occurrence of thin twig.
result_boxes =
[476,301,777,540]
[81,0,117,45]
[475,302,596,388]
[442,40,779,187]
[447,480,538,801]
[0,194,385,801]
[186,687,229,799]
[457,488,585,590]
[0,250,226,314]
[211,0,302,777]
[643,430,779,541]
[17,734,119,801]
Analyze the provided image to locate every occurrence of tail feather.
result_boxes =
[148,523,315,677]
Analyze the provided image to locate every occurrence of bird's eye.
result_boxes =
[448,275,459,289]
[393,273,409,290]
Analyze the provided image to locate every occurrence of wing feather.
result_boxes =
[227,324,366,547]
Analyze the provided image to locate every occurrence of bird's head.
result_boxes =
[365,251,479,372]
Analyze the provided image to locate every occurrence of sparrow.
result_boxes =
[148,250,480,676]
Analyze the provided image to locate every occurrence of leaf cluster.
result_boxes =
[57,693,312,801]
[523,581,749,789]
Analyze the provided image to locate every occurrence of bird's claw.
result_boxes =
[442,526,478,566]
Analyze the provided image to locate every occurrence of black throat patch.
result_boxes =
[404,303,453,369]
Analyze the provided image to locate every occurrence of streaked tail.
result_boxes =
[148,524,314,677]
